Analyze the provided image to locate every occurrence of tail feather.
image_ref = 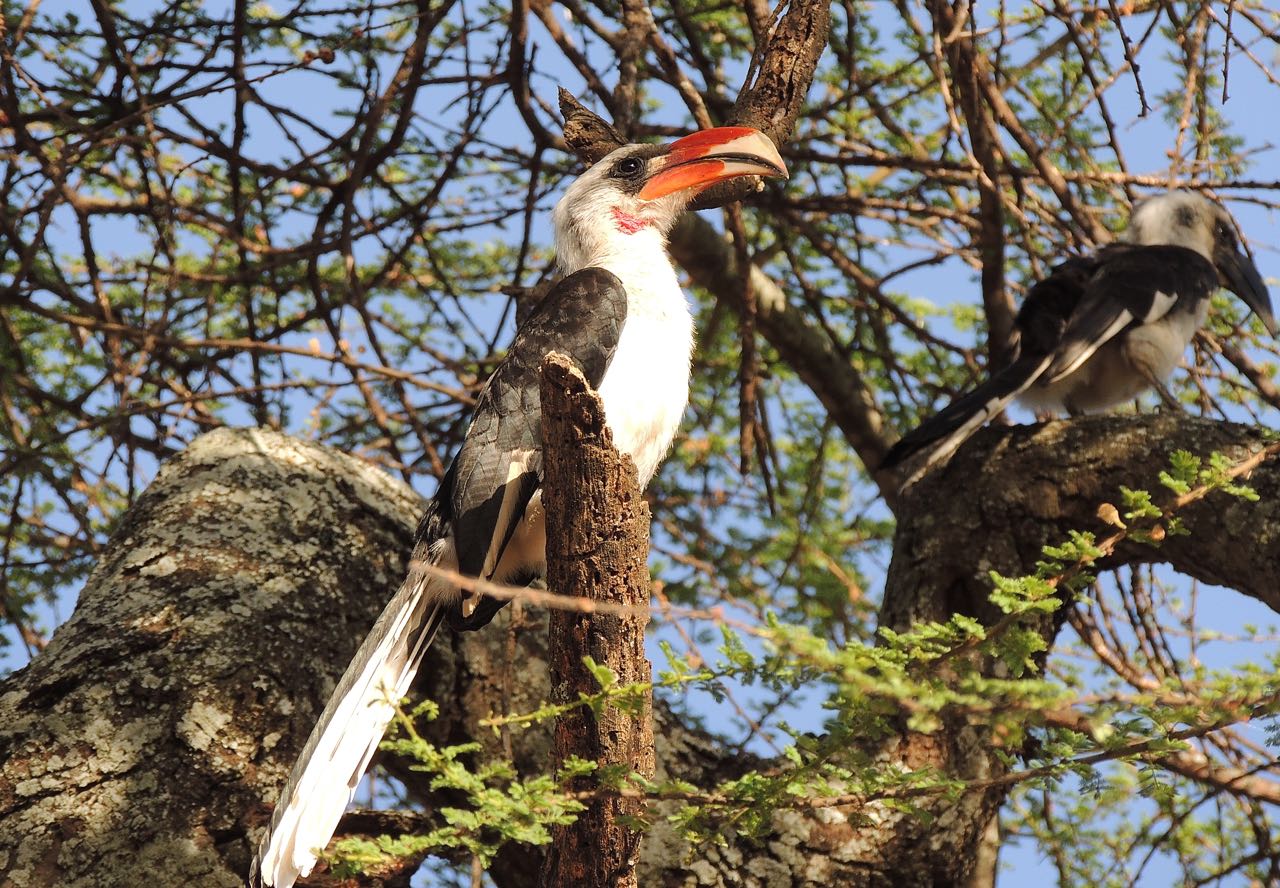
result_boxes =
[251,570,447,888]
[881,353,1053,486]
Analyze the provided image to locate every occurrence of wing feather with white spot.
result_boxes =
[1042,245,1216,384]
[450,267,627,581]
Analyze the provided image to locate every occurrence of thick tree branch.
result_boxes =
[0,429,421,888]
[885,412,1280,632]
[870,412,1280,884]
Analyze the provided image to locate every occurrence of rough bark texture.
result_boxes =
[885,412,1280,632]
[537,353,655,888]
[3,414,1276,887]
[0,428,421,888]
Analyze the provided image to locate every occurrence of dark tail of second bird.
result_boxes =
[880,352,1052,487]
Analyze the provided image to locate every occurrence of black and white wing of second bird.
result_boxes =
[250,126,787,887]
[881,190,1276,486]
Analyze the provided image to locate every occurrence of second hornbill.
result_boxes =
[882,190,1276,485]
[250,126,787,887]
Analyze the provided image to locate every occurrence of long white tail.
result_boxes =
[251,570,447,887]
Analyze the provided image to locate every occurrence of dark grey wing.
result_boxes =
[880,254,1102,478]
[1014,253,1105,356]
[449,266,627,584]
[1042,245,1217,383]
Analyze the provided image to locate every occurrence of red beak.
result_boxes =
[637,126,788,201]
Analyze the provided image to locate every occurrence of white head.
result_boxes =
[1124,190,1276,334]
[1125,190,1233,259]
[552,127,787,273]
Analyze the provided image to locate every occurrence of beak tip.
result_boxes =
[1222,246,1276,337]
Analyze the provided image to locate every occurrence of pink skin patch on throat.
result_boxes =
[611,207,651,235]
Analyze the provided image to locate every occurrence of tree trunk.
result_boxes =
[0,429,421,888]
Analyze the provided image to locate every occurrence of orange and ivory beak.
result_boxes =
[637,126,788,201]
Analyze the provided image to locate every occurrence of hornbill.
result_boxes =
[881,191,1276,485]
[250,126,787,887]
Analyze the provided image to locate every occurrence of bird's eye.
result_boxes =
[611,156,644,178]
[1216,222,1235,245]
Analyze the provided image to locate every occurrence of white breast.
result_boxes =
[593,233,695,489]
[1123,300,1206,382]
[476,293,692,591]
[597,311,694,487]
